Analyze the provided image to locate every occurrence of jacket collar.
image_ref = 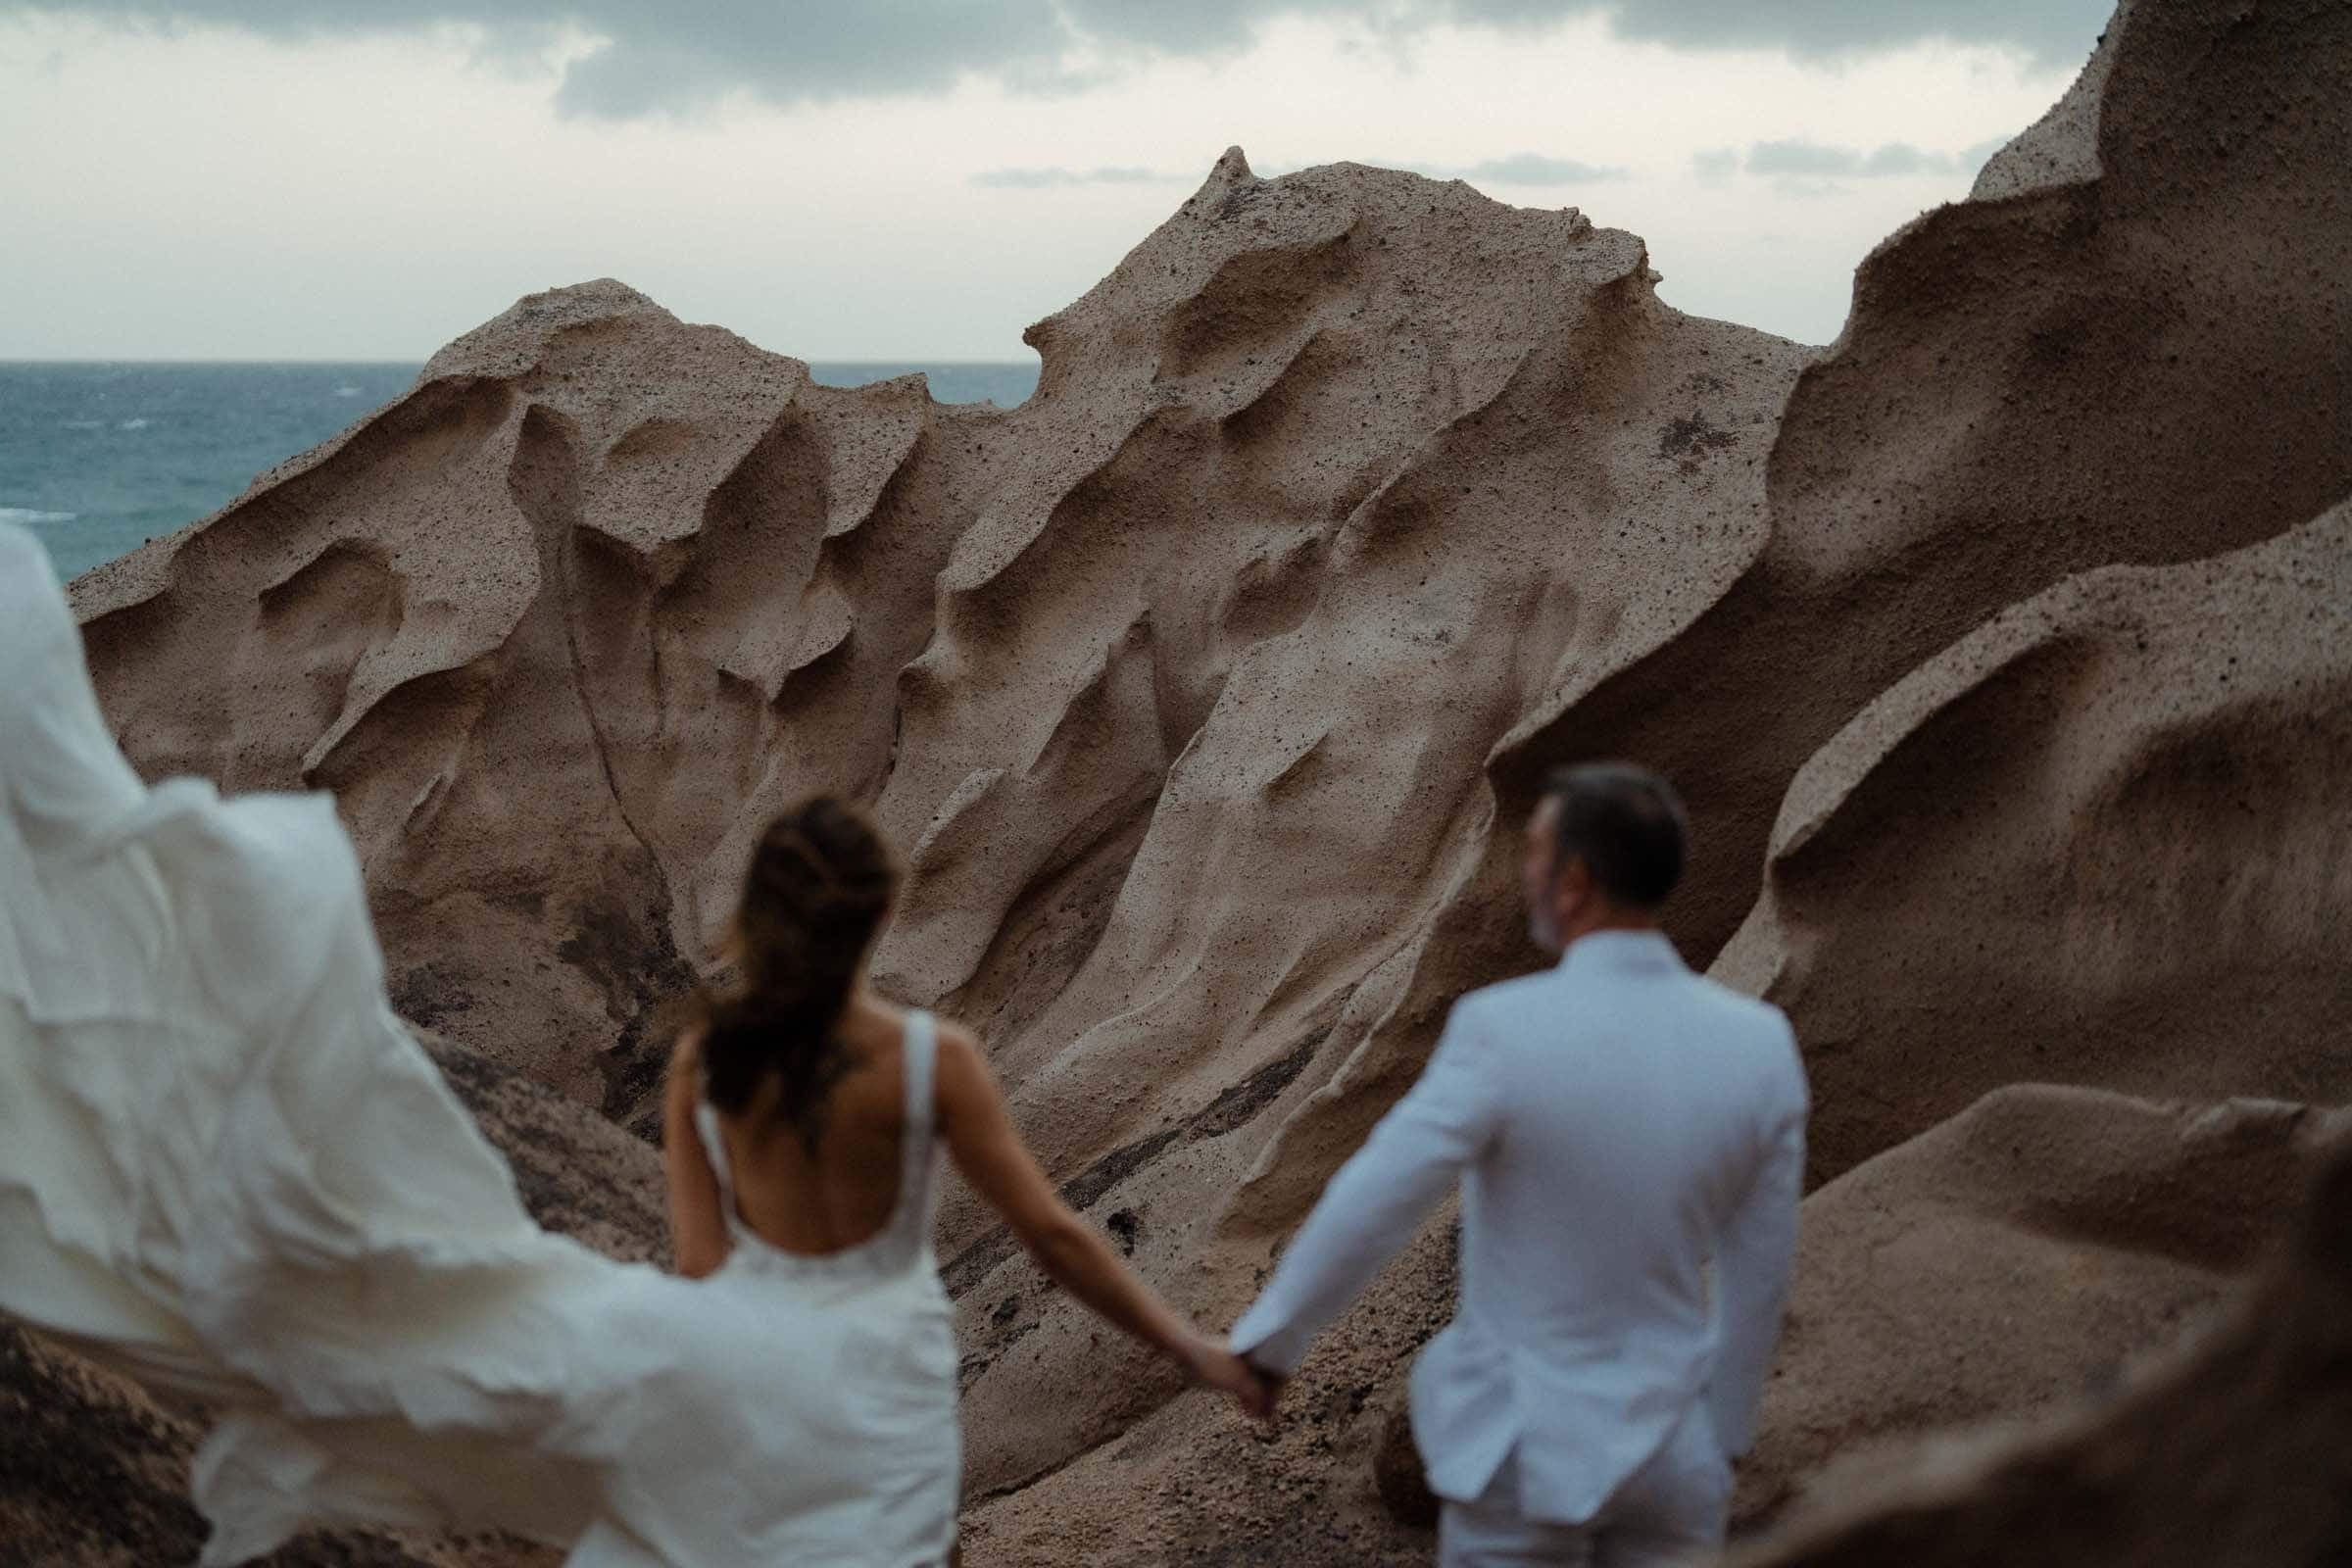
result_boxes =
[1554,927,1686,977]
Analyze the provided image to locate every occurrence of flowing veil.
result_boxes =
[0,523,658,1563]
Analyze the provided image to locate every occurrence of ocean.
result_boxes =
[0,361,1041,582]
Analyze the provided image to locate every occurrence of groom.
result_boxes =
[1229,763,1808,1566]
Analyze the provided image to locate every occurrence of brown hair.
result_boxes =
[698,796,900,1146]
[1540,762,1689,909]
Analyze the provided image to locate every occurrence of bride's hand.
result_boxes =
[1181,1336,1281,1420]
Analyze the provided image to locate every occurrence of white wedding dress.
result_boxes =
[0,523,958,1568]
[562,1025,960,1567]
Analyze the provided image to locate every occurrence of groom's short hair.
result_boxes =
[1541,762,1687,909]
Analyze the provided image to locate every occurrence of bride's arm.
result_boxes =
[935,1023,1264,1408]
[662,1030,731,1278]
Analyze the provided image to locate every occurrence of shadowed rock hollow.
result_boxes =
[43,0,2352,1557]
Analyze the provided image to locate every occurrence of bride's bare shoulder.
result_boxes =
[931,1015,983,1060]
[665,1019,708,1082]
[847,998,981,1066]
[926,1019,991,1111]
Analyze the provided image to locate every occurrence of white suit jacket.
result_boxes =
[1230,929,1807,1524]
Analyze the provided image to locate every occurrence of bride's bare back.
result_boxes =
[660,793,1266,1420]
[689,994,913,1256]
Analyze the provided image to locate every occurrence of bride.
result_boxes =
[0,522,1257,1566]
[614,793,1264,1564]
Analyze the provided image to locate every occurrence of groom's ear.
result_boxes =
[1554,854,1594,915]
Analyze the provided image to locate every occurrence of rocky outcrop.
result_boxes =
[51,0,2352,1553]
[1733,1129,2352,1568]
[0,1322,462,1568]
[1714,500,2352,1184]
[419,1029,668,1265]
[1739,1086,2348,1525]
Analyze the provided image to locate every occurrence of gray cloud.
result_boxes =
[1723,137,2006,181]
[10,1,2113,117]
[1691,146,1740,180]
[1452,152,1624,185]
[1355,151,1624,187]
[1592,0,2105,64]
[1746,138,1873,176]
[970,165,1177,188]
[19,0,1077,115]
[1858,141,1939,175]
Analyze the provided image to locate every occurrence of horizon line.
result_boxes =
[0,355,1046,366]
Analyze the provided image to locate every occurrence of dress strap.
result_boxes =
[693,1099,745,1235]
[898,1011,938,1201]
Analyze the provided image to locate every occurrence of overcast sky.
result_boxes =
[1,1,2112,361]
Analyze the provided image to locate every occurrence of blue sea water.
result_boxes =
[0,361,1040,582]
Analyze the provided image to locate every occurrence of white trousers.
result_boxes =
[1438,1403,1732,1568]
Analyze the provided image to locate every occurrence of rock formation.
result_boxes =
[1714,499,2352,1183]
[1737,1086,2348,1524]
[1732,1128,2352,1568]
[1,1323,446,1568]
[35,0,2352,1556]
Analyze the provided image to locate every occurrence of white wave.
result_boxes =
[0,508,77,525]
[333,385,363,398]
[117,417,152,431]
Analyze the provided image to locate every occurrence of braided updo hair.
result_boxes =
[699,796,901,1148]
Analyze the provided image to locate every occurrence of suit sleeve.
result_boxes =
[1707,1025,1808,1456]
[1228,1003,1503,1376]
